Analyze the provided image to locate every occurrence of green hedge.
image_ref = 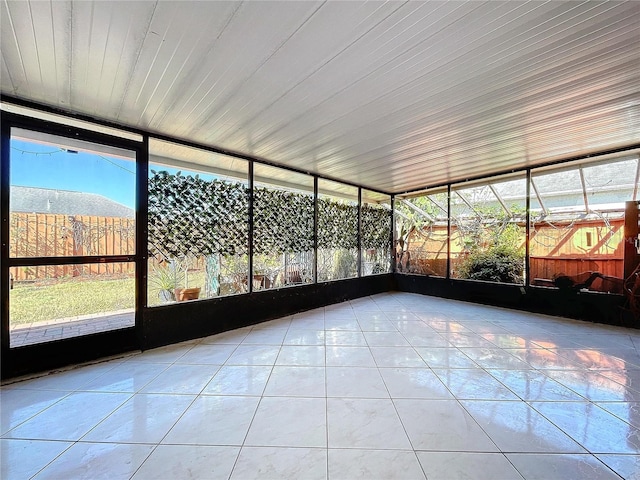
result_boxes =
[148,171,391,259]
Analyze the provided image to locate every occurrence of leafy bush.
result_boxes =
[458,245,523,283]
[334,249,357,279]
[361,204,392,250]
[149,170,390,257]
[317,199,358,250]
[458,223,524,284]
[148,171,249,259]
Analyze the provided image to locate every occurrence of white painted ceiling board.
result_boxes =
[266,47,633,185]
[162,2,325,140]
[1,0,638,194]
[2,0,38,99]
[246,14,640,175]
[0,53,13,93]
[186,1,410,148]
[207,1,418,146]
[323,75,638,171]
[239,3,524,156]
[213,2,450,137]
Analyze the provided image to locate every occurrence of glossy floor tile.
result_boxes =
[329,449,425,479]
[264,366,326,397]
[327,398,412,449]
[417,452,523,480]
[245,397,327,448]
[131,445,240,480]
[394,398,499,452]
[2,292,639,479]
[506,453,622,480]
[162,395,260,446]
[1,439,72,480]
[461,400,586,453]
[31,442,154,480]
[81,393,195,444]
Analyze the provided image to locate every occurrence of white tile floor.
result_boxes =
[2,292,640,479]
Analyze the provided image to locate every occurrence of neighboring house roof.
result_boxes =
[10,186,134,218]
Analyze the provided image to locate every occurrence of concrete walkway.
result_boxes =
[10,310,135,347]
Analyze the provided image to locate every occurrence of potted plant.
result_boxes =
[173,255,201,301]
[149,260,183,303]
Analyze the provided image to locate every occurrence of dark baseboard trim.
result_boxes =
[143,274,395,349]
[394,274,633,328]
[2,328,138,380]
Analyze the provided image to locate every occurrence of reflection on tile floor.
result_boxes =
[2,292,639,479]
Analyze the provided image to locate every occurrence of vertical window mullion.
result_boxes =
[525,169,531,287]
[390,195,396,273]
[357,188,362,277]
[136,134,149,346]
[1,117,11,354]
[248,161,254,294]
[314,176,318,284]
[446,184,451,280]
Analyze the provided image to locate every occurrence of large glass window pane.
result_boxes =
[450,175,526,284]
[361,190,392,275]
[9,262,135,347]
[8,127,138,347]
[395,188,448,276]
[530,156,636,293]
[253,165,314,290]
[148,139,249,304]
[9,128,136,258]
[318,180,358,281]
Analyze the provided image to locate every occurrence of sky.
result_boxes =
[10,138,137,208]
[10,139,217,209]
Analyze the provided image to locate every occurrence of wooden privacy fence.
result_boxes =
[9,213,135,281]
[402,218,625,282]
[529,257,623,280]
[9,211,626,284]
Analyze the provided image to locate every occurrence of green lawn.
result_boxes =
[10,277,135,325]
[10,271,212,325]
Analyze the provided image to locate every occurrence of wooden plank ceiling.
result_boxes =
[1,0,639,193]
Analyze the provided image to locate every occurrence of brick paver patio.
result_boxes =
[9,310,135,347]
